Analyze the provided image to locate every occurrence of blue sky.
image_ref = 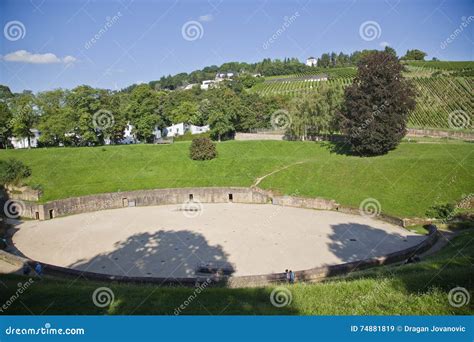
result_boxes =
[0,0,472,93]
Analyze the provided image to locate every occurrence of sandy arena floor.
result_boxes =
[12,203,425,277]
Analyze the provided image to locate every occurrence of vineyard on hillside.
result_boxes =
[251,69,473,130]
[404,60,474,70]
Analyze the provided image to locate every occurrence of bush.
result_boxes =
[426,202,456,219]
[0,159,32,186]
[189,137,217,160]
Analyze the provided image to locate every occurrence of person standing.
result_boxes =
[285,269,290,283]
[289,270,295,284]
[34,262,43,277]
[22,262,31,276]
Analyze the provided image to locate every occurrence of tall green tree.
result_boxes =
[36,89,73,146]
[402,49,427,61]
[287,86,342,140]
[11,93,37,148]
[207,88,238,141]
[125,84,167,142]
[0,102,13,148]
[339,51,416,156]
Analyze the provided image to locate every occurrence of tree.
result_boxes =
[0,102,12,148]
[287,86,342,140]
[206,88,237,141]
[318,53,330,68]
[402,49,427,61]
[339,51,416,156]
[11,93,37,148]
[36,89,73,146]
[170,101,199,124]
[0,159,31,186]
[384,46,397,57]
[125,84,167,143]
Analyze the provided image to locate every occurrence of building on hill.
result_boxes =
[163,122,210,137]
[11,129,40,149]
[120,123,137,144]
[306,57,317,67]
[200,80,215,90]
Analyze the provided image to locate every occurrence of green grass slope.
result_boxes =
[0,140,472,218]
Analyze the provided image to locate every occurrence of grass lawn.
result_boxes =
[0,140,472,218]
[1,229,472,315]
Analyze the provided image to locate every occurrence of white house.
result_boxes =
[163,122,210,137]
[120,123,136,144]
[11,129,40,149]
[306,57,317,67]
[189,124,210,135]
[200,80,215,90]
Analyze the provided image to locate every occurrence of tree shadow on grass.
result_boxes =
[320,140,354,156]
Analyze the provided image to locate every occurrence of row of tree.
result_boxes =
[0,79,289,148]
[0,50,417,155]
[146,47,427,90]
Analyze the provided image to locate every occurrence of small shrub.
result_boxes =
[0,159,32,186]
[189,137,217,160]
[426,202,456,219]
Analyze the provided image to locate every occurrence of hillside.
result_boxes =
[0,139,472,218]
[250,61,474,130]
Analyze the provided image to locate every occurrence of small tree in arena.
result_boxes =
[339,51,416,156]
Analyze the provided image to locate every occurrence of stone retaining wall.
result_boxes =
[406,128,474,141]
[18,187,270,220]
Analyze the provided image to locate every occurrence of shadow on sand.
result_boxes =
[68,230,234,279]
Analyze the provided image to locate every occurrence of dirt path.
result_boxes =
[252,160,308,188]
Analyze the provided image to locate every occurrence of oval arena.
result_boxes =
[10,188,430,281]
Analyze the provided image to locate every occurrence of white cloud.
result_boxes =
[2,50,77,64]
[62,55,77,64]
[199,14,213,22]
[379,41,390,48]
